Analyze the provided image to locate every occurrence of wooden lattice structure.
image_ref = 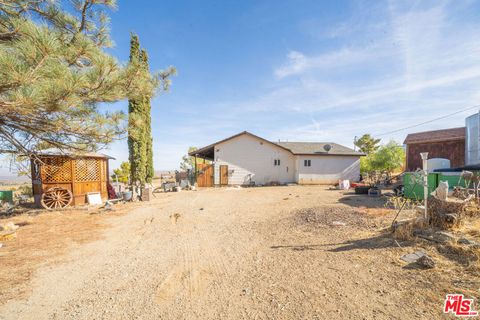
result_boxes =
[31,152,114,209]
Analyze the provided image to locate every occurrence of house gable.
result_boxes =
[213,133,295,185]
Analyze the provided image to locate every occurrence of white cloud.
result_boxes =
[274,51,307,78]
[262,2,480,124]
[274,46,384,79]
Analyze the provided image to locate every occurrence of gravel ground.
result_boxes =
[0,185,476,319]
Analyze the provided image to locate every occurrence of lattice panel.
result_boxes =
[75,158,101,182]
[41,157,72,182]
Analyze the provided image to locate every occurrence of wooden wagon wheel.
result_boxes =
[41,187,73,210]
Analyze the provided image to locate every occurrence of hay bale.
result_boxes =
[428,196,469,229]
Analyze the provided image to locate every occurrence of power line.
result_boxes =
[375,104,480,137]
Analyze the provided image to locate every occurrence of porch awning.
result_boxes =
[188,145,214,161]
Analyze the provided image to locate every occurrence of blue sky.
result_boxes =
[2,0,480,175]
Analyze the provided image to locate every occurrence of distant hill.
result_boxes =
[0,175,30,185]
[154,170,177,178]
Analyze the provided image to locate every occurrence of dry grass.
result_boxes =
[0,183,29,191]
[436,242,480,270]
[392,216,428,241]
[449,216,480,270]
[1,186,479,319]
[0,204,132,303]
[392,220,414,241]
[384,195,421,211]
[458,217,480,239]
[357,206,392,217]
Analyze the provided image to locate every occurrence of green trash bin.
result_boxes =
[437,173,468,190]
[0,190,14,204]
[403,172,439,200]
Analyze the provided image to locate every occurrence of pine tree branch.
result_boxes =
[0,0,171,157]
[77,0,92,33]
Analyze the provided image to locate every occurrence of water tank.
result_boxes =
[427,158,450,172]
[466,113,480,165]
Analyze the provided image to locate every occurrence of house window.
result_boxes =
[274,159,281,166]
[304,159,311,167]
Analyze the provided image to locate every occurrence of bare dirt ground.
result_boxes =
[0,185,478,319]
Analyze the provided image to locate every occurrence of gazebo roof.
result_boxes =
[32,148,115,160]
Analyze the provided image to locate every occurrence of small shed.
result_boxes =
[30,151,114,209]
[404,127,465,171]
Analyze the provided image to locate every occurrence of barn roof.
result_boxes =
[190,131,364,158]
[403,127,465,144]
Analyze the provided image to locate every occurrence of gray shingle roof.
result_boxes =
[275,142,364,156]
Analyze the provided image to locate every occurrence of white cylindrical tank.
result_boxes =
[466,112,480,165]
[427,158,451,172]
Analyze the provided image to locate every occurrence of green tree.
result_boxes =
[141,49,154,183]
[360,141,405,173]
[127,34,147,187]
[180,147,209,171]
[354,134,381,154]
[127,35,170,187]
[112,161,130,184]
[0,0,168,156]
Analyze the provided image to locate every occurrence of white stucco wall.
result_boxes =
[295,155,360,184]
[213,134,295,185]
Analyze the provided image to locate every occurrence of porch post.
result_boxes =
[194,154,198,183]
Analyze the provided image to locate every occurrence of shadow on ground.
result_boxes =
[271,232,414,253]
[270,244,327,251]
[328,232,404,252]
[0,203,39,219]
[338,193,388,209]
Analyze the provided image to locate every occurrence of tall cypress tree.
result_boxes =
[140,49,155,183]
[128,33,147,188]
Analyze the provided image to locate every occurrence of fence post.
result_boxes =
[420,152,429,219]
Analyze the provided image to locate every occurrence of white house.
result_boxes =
[189,131,364,186]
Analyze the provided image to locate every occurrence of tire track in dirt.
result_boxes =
[193,215,257,320]
[183,234,204,303]
[155,215,217,317]
[155,265,184,304]
[195,226,232,318]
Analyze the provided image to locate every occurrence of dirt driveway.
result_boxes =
[0,186,476,319]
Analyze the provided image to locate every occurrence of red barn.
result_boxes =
[404,127,465,171]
